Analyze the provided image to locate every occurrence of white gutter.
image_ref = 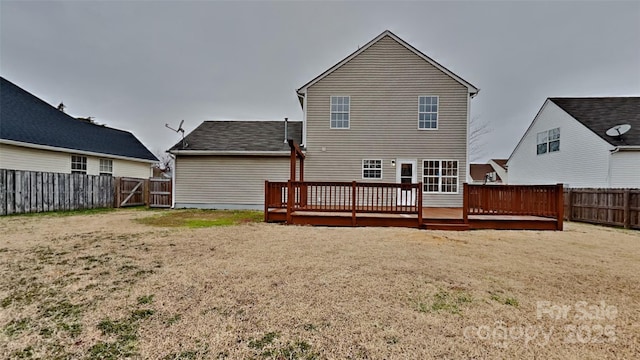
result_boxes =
[1,139,158,163]
[168,150,295,156]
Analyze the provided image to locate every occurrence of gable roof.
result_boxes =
[470,163,502,182]
[168,120,303,154]
[549,97,640,147]
[1,77,157,162]
[296,30,478,105]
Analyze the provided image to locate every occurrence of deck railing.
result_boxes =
[464,183,564,229]
[265,180,423,224]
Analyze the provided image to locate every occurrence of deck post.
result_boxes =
[290,147,296,181]
[264,180,269,222]
[286,180,293,224]
[462,183,469,224]
[351,181,357,226]
[417,182,423,227]
[556,183,564,230]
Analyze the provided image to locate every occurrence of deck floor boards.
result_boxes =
[266,207,559,230]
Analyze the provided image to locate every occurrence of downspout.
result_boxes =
[607,146,620,187]
[169,153,176,209]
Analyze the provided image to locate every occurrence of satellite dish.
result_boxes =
[605,124,631,137]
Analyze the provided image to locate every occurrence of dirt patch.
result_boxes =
[0,209,638,359]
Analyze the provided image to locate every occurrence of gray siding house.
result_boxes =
[170,30,478,209]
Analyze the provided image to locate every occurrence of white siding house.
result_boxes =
[508,97,640,188]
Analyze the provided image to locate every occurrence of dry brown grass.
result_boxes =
[0,209,638,359]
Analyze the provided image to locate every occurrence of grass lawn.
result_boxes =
[0,209,638,359]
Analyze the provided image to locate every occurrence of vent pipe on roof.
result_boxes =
[284,117,288,143]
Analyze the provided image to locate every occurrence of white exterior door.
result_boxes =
[396,159,417,206]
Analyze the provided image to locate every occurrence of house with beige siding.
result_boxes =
[507,97,640,188]
[170,30,478,209]
[296,30,478,208]
[1,77,157,178]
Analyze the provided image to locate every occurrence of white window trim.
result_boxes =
[422,159,459,194]
[99,158,113,176]
[418,95,439,130]
[71,155,87,174]
[361,159,383,180]
[536,127,560,155]
[329,95,350,130]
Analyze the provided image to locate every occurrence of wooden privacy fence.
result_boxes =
[265,180,423,224]
[464,183,564,229]
[564,188,640,229]
[0,169,114,215]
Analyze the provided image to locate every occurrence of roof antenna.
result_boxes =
[166,120,187,148]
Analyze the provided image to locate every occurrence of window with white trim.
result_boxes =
[362,159,382,179]
[99,159,113,176]
[422,160,458,193]
[418,96,438,129]
[330,96,350,129]
[71,155,87,174]
[537,127,560,155]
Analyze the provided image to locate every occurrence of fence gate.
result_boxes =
[115,177,146,207]
[149,178,172,208]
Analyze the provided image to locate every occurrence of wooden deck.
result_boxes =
[266,207,559,230]
[265,181,564,231]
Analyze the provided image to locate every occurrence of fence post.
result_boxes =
[351,181,357,226]
[556,184,564,231]
[566,188,573,221]
[623,189,630,229]
[144,179,150,207]
[462,183,469,224]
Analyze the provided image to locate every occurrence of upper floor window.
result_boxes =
[537,127,560,155]
[418,96,438,129]
[71,155,87,174]
[100,159,113,176]
[362,159,382,179]
[330,96,350,129]
[423,160,458,193]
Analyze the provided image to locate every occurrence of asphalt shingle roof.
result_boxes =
[169,120,303,152]
[0,77,158,162]
[550,97,640,147]
[470,163,501,182]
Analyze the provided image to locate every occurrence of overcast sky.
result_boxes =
[2,0,639,162]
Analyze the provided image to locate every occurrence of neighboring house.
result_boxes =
[170,30,478,209]
[169,120,302,209]
[469,162,503,184]
[507,97,640,188]
[0,77,157,177]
